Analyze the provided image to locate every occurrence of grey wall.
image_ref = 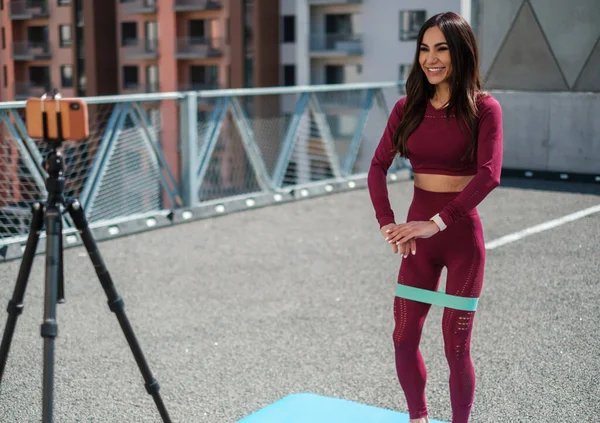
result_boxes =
[474,0,599,175]
[492,91,600,175]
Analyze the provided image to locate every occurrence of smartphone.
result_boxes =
[25,97,89,142]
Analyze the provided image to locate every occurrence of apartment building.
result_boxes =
[0,0,280,101]
[279,0,472,89]
[0,0,281,207]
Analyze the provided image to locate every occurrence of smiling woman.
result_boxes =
[366,11,503,423]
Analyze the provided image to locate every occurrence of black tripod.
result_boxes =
[0,96,171,423]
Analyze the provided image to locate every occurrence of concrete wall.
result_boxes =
[492,91,600,175]
[474,0,600,175]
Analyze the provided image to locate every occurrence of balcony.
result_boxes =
[12,41,52,60]
[121,0,157,14]
[176,37,224,59]
[307,0,362,4]
[174,0,223,12]
[179,82,220,91]
[9,1,49,19]
[309,33,363,56]
[14,82,50,100]
[122,39,158,60]
[146,81,160,93]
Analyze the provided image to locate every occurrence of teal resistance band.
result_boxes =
[395,284,479,312]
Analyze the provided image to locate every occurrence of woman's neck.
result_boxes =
[431,83,451,108]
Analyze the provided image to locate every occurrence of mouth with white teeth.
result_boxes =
[426,67,446,75]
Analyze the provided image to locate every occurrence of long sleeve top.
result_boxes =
[367,94,503,228]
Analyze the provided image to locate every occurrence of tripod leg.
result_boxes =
[0,203,44,383]
[41,204,62,423]
[66,200,171,423]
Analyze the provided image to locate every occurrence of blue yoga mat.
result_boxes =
[237,393,447,423]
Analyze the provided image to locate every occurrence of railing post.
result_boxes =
[179,92,199,207]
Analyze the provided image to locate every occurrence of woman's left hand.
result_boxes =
[385,221,440,245]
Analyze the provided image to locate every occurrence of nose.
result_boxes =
[424,51,439,65]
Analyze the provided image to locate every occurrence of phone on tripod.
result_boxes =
[0,90,172,423]
[25,96,89,141]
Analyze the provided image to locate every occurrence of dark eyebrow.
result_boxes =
[420,42,448,47]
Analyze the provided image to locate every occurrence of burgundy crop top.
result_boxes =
[367,94,503,228]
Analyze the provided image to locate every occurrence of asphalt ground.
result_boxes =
[0,177,598,423]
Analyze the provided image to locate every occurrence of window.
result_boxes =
[28,26,49,44]
[325,65,344,84]
[245,58,253,88]
[145,21,157,40]
[1,28,4,49]
[144,21,158,52]
[399,10,426,41]
[28,66,50,88]
[58,0,71,6]
[282,16,295,43]
[3,66,6,88]
[61,65,73,87]
[189,19,206,41]
[123,65,139,89]
[59,25,72,47]
[325,14,352,34]
[283,65,295,86]
[146,65,158,92]
[190,65,218,88]
[398,64,411,94]
[121,22,137,46]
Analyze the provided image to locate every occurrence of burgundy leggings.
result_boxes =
[393,186,485,422]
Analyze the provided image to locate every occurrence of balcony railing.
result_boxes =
[174,0,223,12]
[12,41,52,60]
[307,0,362,4]
[146,81,160,93]
[176,37,224,59]
[121,0,157,14]
[178,82,220,92]
[14,82,51,100]
[310,33,363,56]
[9,1,49,19]
[122,39,158,59]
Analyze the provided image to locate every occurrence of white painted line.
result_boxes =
[485,203,600,250]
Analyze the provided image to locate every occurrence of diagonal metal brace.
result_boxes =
[229,97,275,193]
[342,89,376,175]
[196,97,229,193]
[308,93,343,180]
[130,102,183,208]
[271,92,310,189]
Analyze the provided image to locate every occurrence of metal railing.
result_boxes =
[122,39,158,59]
[12,41,52,60]
[0,81,408,261]
[121,0,157,14]
[14,83,50,100]
[174,0,223,11]
[178,82,220,92]
[310,33,363,55]
[9,0,49,19]
[176,37,225,59]
[308,0,362,4]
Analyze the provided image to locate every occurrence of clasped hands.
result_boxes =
[380,220,440,258]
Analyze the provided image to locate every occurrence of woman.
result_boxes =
[367,12,503,423]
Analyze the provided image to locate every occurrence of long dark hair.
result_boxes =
[394,12,483,161]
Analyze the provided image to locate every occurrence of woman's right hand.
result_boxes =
[380,223,416,257]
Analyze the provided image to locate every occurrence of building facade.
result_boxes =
[0,0,280,102]
[279,0,471,88]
